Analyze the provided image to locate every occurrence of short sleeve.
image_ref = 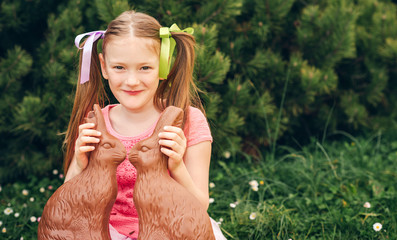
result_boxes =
[184,106,213,147]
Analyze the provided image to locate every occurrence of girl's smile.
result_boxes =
[123,90,144,96]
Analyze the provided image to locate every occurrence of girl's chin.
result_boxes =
[119,101,155,112]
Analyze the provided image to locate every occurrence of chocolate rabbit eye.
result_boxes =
[102,143,112,149]
[140,146,149,152]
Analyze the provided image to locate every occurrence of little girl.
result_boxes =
[63,10,226,240]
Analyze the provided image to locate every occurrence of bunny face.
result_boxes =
[86,104,127,166]
[129,136,165,170]
[92,136,126,165]
[128,106,184,171]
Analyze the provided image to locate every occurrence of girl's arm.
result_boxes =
[170,141,211,210]
[159,126,211,210]
[64,156,82,182]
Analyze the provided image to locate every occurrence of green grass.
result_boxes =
[208,134,397,239]
[1,134,396,239]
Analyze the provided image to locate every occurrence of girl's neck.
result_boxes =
[109,103,161,137]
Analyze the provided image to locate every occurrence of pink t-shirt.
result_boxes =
[102,104,213,238]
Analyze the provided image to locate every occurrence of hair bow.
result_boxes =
[74,30,106,84]
[159,24,194,79]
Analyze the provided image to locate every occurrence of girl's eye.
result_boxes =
[114,66,124,70]
[141,66,150,70]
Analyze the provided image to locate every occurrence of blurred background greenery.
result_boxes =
[1,0,397,182]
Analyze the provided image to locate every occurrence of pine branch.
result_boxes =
[0,45,32,91]
[202,0,226,24]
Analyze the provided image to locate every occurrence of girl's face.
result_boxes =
[99,35,160,113]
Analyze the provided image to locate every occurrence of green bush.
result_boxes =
[1,0,397,182]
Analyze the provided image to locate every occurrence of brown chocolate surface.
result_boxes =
[129,106,215,240]
[38,105,215,239]
[37,104,126,239]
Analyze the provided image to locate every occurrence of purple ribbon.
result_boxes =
[74,30,106,84]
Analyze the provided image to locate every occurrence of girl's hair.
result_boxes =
[63,11,203,174]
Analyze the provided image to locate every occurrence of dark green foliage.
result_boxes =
[1,0,397,182]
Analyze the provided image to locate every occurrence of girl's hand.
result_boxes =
[74,123,102,171]
[158,126,187,172]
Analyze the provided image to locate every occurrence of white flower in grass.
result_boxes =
[4,207,13,215]
[249,212,257,220]
[209,198,215,204]
[249,180,259,191]
[23,203,27,208]
[29,197,35,202]
[249,180,259,187]
[229,201,239,208]
[14,212,20,218]
[22,189,29,196]
[40,187,45,193]
[20,237,24,240]
[0,185,2,192]
[30,216,37,222]
[2,227,6,233]
[53,169,58,175]
[363,202,371,208]
[0,221,2,226]
[373,223,382,232]
[209,182,215,188]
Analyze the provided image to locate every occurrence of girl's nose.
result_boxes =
[126,72,139,86]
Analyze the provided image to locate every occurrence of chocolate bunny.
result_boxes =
[129,106,215,240]
[38,104,126,239]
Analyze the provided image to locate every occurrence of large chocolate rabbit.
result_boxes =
[38,104,126,239]
[129,106,215,240]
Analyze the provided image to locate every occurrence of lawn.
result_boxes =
[1,132,396,239]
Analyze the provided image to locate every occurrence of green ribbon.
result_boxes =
[159,23,194,79]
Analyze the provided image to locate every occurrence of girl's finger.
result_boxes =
[162,126,185,137]
[80,136,101,144]
[160,147,180,160]
[79,146,95,152]
[158,131,185,142]
[159,139,180,151]
[81,129,102,137]
[79,123,96,132]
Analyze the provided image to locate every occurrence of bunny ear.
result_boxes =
[171,110,184,129]
[153,106,184,135]
[92,104,107,133]
[85,110,96,126]
[83,104,106,132]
